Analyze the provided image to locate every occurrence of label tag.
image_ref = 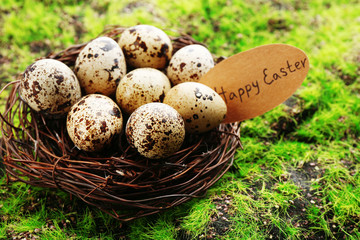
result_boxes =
[199,44,309,123]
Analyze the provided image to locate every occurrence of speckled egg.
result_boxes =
[20,59,81,117]
[163,82,227,134]
[118,25,173,69]
[126,103,185,159]
[116,68,171,115]
[67,94,123,152]
[167,44,214,85]
[74,36,126,96]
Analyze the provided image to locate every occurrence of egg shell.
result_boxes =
[20,59,81,116]
[167,44,214,86]
[126,103,185,159]
[67,94,123,152]
[74,36,126,96]
[116,68,171,115]
[163,82,227,134]
[119,25,173,69]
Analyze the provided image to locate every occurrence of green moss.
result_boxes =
[180,198,214,237]
[127,214,177,240]
[1,0,360,239]
[2,1,61,46]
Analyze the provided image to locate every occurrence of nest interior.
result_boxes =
[0,26,242,222]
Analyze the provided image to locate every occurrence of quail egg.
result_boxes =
[74,36,127,96]
[118,25,173,69]
[167,44,214,86]
[126,103,185,159]
[163,82,227,134]
[116,68,171,115]
[67,94,123,152]
[20,59,81,117]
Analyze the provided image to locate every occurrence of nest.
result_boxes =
[0,26,242,222]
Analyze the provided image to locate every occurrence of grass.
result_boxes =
[1,0,360,239]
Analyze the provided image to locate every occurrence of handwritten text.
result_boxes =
[214,57,307,104]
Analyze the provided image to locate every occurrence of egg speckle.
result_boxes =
[163,82,227,134]
[20,59,81,116]
[119,25,173,69]
[167,44,214,85]
[116,68,171,115]
[67,94,123,152]
[74,36,126,96]
[126,103,185,159]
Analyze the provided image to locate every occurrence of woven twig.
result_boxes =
[0,26,241,221]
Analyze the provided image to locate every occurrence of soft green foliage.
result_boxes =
[1,0,359,239]
[180,198,214,237]
[127,214,178,240]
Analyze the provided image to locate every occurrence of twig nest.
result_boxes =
[66,94,123,152]
[116,68,171,115]
[164,82,227,134]
[125,102,185,159]
[118,25,173,69]
[2,26,242,222]
[167,44,214,85]
[19,59,82,117]
[74,36,127,96]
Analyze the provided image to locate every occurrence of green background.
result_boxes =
[0,0,359,239]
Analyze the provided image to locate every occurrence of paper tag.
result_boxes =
[199,44,309,123]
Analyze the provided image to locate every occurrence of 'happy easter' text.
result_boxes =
[214,58,307,104]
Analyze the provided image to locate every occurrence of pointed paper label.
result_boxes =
[199,44,309,123]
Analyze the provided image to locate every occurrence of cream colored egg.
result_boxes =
[167,44,214,86]
[118,25,173,69]
[67,94,123,152]
[116,68,171,115]
[126,103,185,159]
[163,82,227,134]
[20,59,81,117]
[74,36,126,96]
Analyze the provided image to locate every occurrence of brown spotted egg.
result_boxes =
[116,68,171,115]
[126,103,185,159]
[163,82,227,134]
[67,94,123,152]
[118,25,173,69]
[74,36,126,96]
[167,44,214,86]
[20,59,81,117]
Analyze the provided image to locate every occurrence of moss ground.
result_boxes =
[1,0,359,239]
